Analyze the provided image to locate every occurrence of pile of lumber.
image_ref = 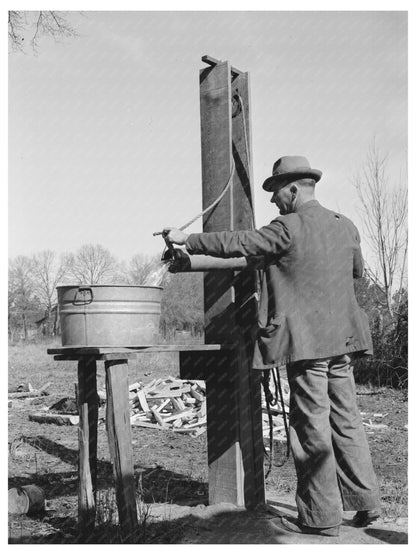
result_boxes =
[129,377,206,437]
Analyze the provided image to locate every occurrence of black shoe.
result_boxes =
[280,516,340,537]
[352,510,380,527]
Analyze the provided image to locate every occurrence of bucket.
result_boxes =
[57,285,163,347]
[8,485,45,515]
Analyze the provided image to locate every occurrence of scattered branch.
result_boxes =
[8,10,78,53]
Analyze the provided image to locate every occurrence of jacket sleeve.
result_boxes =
[185,219,291,258]
[351,223,364,278]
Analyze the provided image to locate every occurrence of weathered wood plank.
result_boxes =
[136,390,149,412]
[200,59,244,506]
[48,344,223,355]
[198,58,264,508]
[105,360,138,542]
[232,70,265,509]
[77,359,98,537]
[78,402,95,537]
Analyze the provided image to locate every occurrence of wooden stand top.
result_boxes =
[47,344,227,361]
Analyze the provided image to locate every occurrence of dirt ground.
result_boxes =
[8,342,408,544]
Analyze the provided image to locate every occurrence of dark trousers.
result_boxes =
[287,354,380,528]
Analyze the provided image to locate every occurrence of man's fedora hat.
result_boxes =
[262,155,322,192]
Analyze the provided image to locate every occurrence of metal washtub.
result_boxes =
[57,285,163,347]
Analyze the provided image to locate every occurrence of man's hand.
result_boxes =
[162,228,189,245]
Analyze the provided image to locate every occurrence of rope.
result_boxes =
[177,92,253,232]
[262,369,274,478]
[178,158,236,232]
[273,367,291,462]
[262,367,291,476]
[236,93,256,229]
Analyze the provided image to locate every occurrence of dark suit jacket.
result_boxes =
[186,200,373,368]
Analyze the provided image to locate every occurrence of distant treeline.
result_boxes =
[9,244,407,389]
[8,244,204,342]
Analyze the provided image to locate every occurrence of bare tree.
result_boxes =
[8,256,39,340]
[66,244,117,285]
[8,10,78,52]
[124,253,162,285]
[31,250,69,323]
[353,141,407,317]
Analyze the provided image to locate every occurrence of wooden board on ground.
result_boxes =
[29,413,79,426]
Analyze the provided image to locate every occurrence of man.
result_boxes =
[164,155,380,537]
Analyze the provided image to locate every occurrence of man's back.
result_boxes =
[185,199,372,367]
[256,200,372,366]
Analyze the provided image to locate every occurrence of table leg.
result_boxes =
[77,358,98,538]
[105,359,138,543]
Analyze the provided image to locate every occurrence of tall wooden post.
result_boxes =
[199,56,264,509]
[77,358,98,538]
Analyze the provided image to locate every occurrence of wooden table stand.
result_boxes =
[51,349,140,542]
[49,344,250,541]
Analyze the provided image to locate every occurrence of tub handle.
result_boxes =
[73,287,94,305]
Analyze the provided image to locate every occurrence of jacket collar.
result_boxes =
[295,199,321,213]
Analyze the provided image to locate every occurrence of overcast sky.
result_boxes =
[8,10,407,264]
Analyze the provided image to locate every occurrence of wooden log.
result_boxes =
[29,413,79,426]
[9,390,49,399]
[77,359,98,537]
[105,360,138,542]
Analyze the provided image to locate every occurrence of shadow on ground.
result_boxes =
[8,437,407,545]
[8,498,409,545]
[9,435,207,504]
[364,527,408,544]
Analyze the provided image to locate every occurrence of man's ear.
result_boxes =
[290,184,298,196]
